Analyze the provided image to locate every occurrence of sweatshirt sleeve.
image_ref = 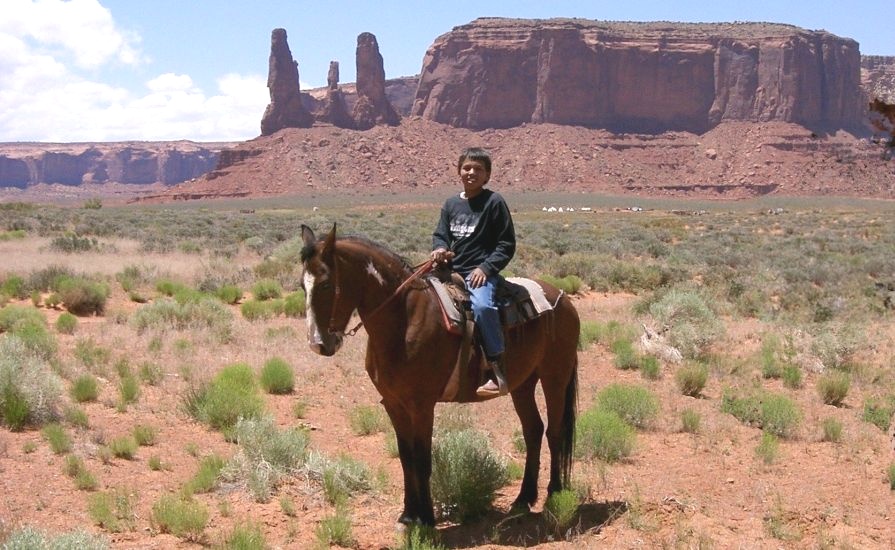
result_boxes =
[479,196,516,276]
[432,203,452,252]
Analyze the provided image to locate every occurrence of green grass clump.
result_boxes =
[283,290,306,317]
[239,299,279,321]
[610,338,640,370]
[861,395,895,432]
[781,365,803,389]
[216,284,242,305]
[314,506,354,548]
[259,356,294,394]
[251,279,283,301]
[73,338,111,370]
[721,389,802,438]
[138,361,164,385]
[539,274,583,294]
[308,452,376,507]
[675,362,709,397]
[638,355,661,380]
[1,526,108,549]
[575,408,635,462]
[221,417,311,502]
[42,423,72,454]
[64,405,89,428]
[888,463,895,491]
[132,297,233,342]
[430,428,509,522]
[107,436,138,459]
[595,383,659,429]
[817,371,851,406]
[577,320,601,350]
[132,424,158,446]
[151,494,208,541]
[0,304,57,359]
[218,522,267,549]
[183,362,264,438]
[118,374,140,406]
[64,455,99,491]
[348,404,389,435]
[543,489,579,538]
[755,432,780,465]
[680,409,701,433]
[88,488,136,532]
[183,454,226,495]
[821,418,843,443]
[55,312,78,334]
[70,374,100,402]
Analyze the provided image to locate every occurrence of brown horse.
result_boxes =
[300,224,579,527]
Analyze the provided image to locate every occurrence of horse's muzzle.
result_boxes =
[310,332,343,357]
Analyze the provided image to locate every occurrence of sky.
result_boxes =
[1,0,892,143]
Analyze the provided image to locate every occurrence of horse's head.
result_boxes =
[300,224,348,356]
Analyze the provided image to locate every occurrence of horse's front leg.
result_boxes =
[383,400,436,527]
[510,375,543,510]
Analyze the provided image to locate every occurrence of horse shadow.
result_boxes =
[434,500,628,548]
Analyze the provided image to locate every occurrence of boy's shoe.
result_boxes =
[476,358,508,397]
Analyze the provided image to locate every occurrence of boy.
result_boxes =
[431,147,516,397]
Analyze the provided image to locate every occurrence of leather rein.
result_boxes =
[333,258,435,337]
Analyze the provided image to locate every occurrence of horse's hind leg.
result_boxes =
[510,374,543,510]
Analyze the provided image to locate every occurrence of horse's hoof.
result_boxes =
[509,500,532,513]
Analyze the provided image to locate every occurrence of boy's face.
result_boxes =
[459,159,490,198]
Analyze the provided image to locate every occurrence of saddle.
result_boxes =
[427,266,560,402]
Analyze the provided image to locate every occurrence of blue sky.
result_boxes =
[2,0,891,142]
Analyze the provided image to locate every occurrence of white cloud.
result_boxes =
[0,1,269,142]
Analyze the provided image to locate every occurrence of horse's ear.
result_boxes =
[321,223,337,261]
[301,224,316,247]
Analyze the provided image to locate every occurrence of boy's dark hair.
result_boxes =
[457,147,492,174]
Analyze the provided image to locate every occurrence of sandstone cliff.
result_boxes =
[0,142,226,188]
[412,18,863,133]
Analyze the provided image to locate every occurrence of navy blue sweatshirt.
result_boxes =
[432,189,516,277]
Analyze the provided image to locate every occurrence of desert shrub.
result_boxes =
[183,454,226,495]
[781,365,803,389]
[88,488,137,532]
[0,304,56,359]
[755,432,780,465]
[430,428,508,522]
[54,276,109,316]
[680,409,701,433]
[304,451,375,506]
[314,506,354,548]
[138,361,164,385]
[282,290,306,317]
[132,424,158,446]
[543,489,579,538]
[0,275,27,299]
[218,522,267,550]
[73,338,111,370]
[675,362,709,397]
[55,312,78,334]
[70,374,100,402]
[155,278,188,297]
[239,299,279,321]
[0,526,108,550]
[578,320,600,350]
[638,355,661,379]
[575,408,635,462]
[132,297,233,342]
[539,274,583,294]
[648,288,724,359]
[221,416,311,502]
[395,525,445,550]
[251,279,282,301]
[151,494,208,541]
[50,233,99,253]
[821,418,843,442]
[349,404,389,435]
[888,463,895,491]
[216,284,242,305]
[42,423,72,454]
[810,323,864,371]
[118,374,140,406]
[0,335,62,428]
[108,436,138,459]
[610,338,639,370]
[721,389,802,438]
[817,371,851,406]
[595,383,659,429]
[184,363,264,437]
[259,356,294,394]
[861,395,895,432]
[64,405,89,428]
[27,264,76,293]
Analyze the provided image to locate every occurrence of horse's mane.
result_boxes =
[301,233,414,274]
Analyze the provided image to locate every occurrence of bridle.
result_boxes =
[328,254,435,337]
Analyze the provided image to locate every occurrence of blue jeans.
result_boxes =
[467,274,504,359]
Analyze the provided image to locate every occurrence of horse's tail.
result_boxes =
[559,354,578,488]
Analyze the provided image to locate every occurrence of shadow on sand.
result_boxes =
[430,500,628,548]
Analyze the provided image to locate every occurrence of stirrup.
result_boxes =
[476,379,504,398]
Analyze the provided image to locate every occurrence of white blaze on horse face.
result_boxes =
[303,270,325,346]
[365,261,385,286]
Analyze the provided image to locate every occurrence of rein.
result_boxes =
[340,258,435,337]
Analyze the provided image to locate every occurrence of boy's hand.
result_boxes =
[466,267,487,289]
[431,248,453,263]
